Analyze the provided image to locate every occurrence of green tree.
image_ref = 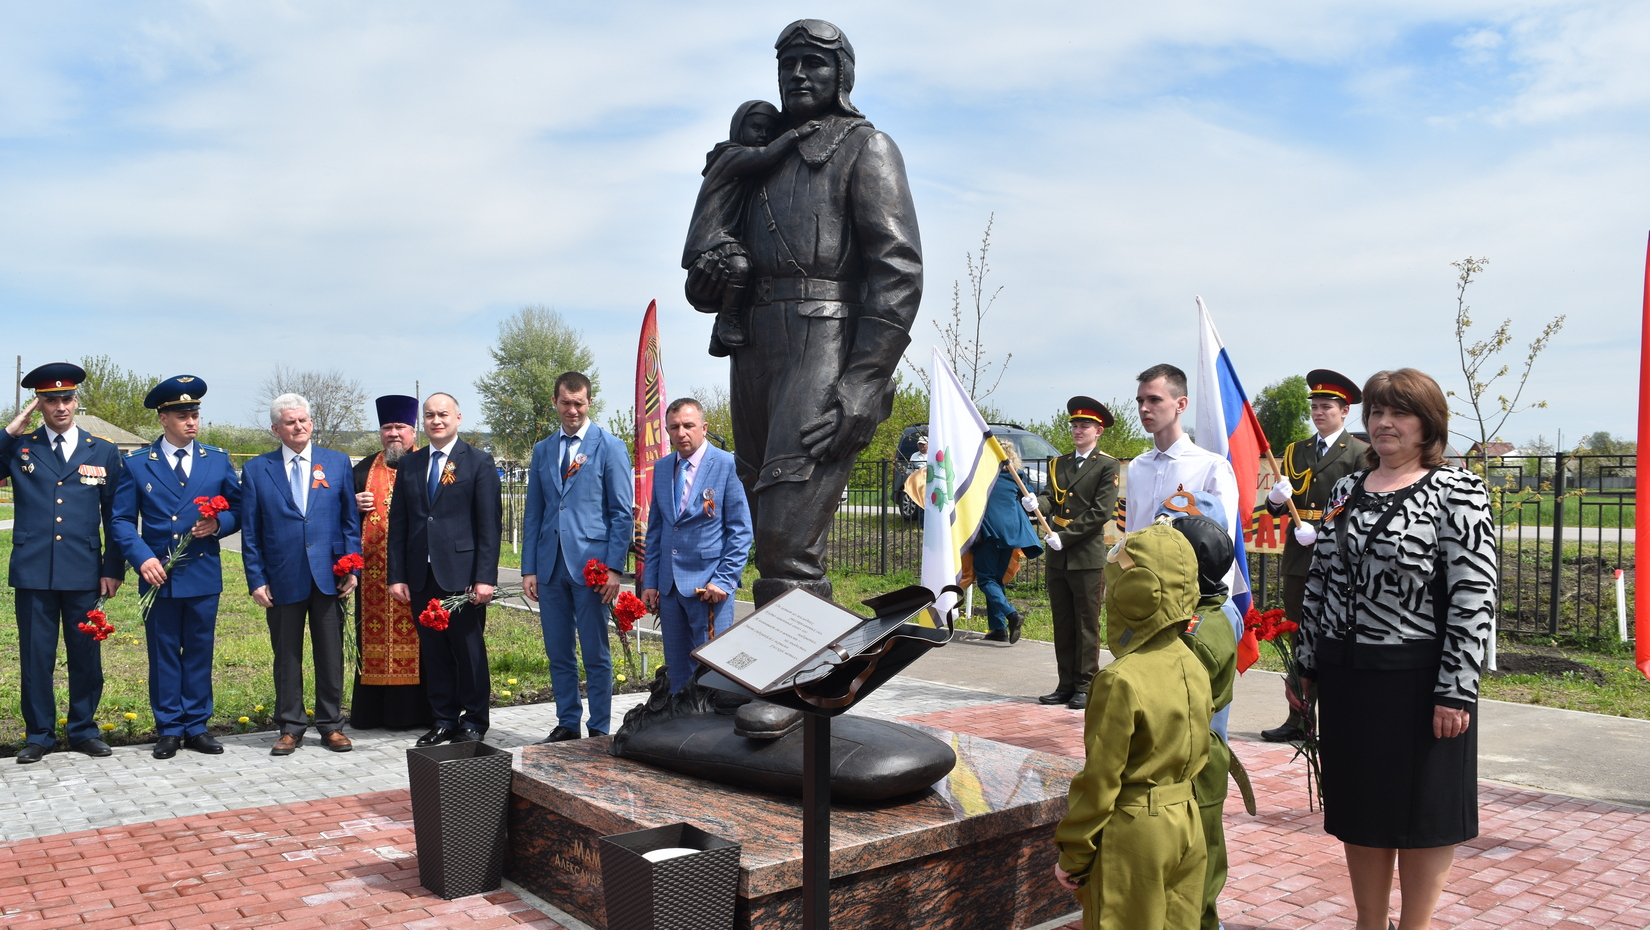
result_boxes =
[77,355,160,437]
[1255,375,1312,450]
[475,306,600,460]
[255,364,366,450]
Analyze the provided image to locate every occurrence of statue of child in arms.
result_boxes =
[681,100,818,355]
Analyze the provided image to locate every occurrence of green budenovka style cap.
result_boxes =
[1103,522,1201,657]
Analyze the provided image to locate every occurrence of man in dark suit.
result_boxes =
[387,392,501,746]
[241,392,362,755]
[1,363,126,763]
[1027,396,1122,711]
[111,375,242,760]
[521,371,633,742]
[640,397,752,693]
[1261,368,1369,742]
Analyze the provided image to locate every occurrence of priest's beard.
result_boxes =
[383,443,406,468]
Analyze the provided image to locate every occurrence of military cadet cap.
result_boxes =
[1306,369,1361,405]
[375,394,419,427]
[1066,395,1114,429]
[22,362,85,396]
[144,375,208,412]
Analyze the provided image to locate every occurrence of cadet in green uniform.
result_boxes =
[1157,492,1241,930]
[1261,369,1369,742]
[1054,522,1211,930]
[1027,397,1122,710]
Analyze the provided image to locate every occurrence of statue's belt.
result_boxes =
[754,276,866,305]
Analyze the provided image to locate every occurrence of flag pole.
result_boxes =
[1262,447,1307,528]
[1636,232,1650,680]
[989,436,1054,536]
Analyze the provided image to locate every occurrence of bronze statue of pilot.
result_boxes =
[684,19,923,608]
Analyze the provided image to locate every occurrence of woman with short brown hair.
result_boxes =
[1298,367,1496,930]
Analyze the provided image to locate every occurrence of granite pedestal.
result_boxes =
[506,724,1082,929]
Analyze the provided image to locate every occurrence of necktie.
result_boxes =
[173,449,188,484]
[290,456,306,514]
[54,434,66,463]
[1316,439,1328,458]
[560,433,574,477]
[428,451,444,504]
[678,460,695,517]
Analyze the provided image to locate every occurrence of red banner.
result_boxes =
[1637,235,1649,679]
[634,300,668,577]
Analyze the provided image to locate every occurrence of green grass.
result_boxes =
[1481,644,1650,719]
[0,532,660,750]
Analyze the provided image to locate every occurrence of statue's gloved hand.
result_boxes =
[803,379,885,462]
[684,249,730,314]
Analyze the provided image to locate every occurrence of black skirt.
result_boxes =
[1317,660,1478,848]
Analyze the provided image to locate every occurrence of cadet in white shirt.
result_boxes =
[1126,363,1241,552]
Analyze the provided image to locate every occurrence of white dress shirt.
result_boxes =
[160,437,195,479]
[556,420,591,478]
[1313,427,1346,457]
[46,424,80,462]
[1125,434,1241,542]
[281,442,315,513]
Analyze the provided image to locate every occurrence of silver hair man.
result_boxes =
[269,392,311,425]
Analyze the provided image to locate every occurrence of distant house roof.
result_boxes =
[76,414,150,451]
[1466,441,1519,458]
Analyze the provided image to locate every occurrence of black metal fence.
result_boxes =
[827,454,1639,643]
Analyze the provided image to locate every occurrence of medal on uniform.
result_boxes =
[146,482,153,493]
[702,488,716,517]
[78,464,105,485]
[311,465,329,489]
[18,448,29,462]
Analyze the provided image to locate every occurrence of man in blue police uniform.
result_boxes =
[111,375,242,760]
[1,363,126,763]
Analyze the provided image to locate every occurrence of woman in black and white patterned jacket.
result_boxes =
[1298,368,1496,930]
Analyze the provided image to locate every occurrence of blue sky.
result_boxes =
[2,1,1647,446]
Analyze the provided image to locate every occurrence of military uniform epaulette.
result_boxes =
[125,447,150,459]
[199,443,227,454]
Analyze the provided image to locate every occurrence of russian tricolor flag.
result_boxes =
[1193,296,1268,624]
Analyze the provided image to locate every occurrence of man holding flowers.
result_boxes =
[111,375,242,760]
[386,393,501,747]
[240,393,362,756]
[1,363,127,763]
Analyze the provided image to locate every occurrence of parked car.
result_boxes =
[891,422,1061,520]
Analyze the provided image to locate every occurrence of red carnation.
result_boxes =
[583,558,610,588]
[87,609,107,624]
[613,591,646,633]
[418,598,451,631]
[333,553,365,576]
[79,608,115,642]
[194,495,232,519]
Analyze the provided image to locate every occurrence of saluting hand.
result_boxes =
[5,398,38,437]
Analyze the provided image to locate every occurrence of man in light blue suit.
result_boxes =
[640,398,752,693]
[111,376,242,760]
[521,372,634,743]
[241,393,362,756]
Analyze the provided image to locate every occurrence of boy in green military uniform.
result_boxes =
[1261,369,1369,742]
[1026,396,1121,710]
[1054,522,1211,930]
[1157,492,1242,930]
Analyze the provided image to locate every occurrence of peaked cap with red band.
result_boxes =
[21,362,85,396]
[1067,395,1114,429]
[1305,369,1361,405]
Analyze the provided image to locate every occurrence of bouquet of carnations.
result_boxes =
[585,559,649,682]
[78,599,115,642]
[138,495,232,620]
[1245,606,1324,812]
[417,581,529,631]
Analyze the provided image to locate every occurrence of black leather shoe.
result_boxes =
[586,729,607,738]
[982,630,1009,642]
[1262,723,1307,743]
[1067,691,1089,711]
[538,726,581,744]
[183,734,224,754]
[16,743,48,764]
[734,701,803,740]
[416,727,455,747]
[153,736,182,759]
[450,729,483,743]
[1007,611,1024,645]
[1038,690,1075,706]
[71,738,112,757]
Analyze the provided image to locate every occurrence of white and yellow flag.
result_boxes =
[921,348,1007,619]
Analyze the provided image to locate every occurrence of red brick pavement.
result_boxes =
[3,700,1649,929]
[0,792,567,930]
[903,701,1650,930]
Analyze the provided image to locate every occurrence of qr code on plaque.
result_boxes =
[727,652,758,670]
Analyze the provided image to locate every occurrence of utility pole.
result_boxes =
[415,380,421,438]
[14,355,21,417]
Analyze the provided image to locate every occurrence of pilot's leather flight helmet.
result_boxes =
[1154,490,1234,600]
[1103,523,1200,658]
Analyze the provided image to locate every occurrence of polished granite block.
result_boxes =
[507,722,1082,929]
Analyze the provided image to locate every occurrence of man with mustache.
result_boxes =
[350,395,431,730]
